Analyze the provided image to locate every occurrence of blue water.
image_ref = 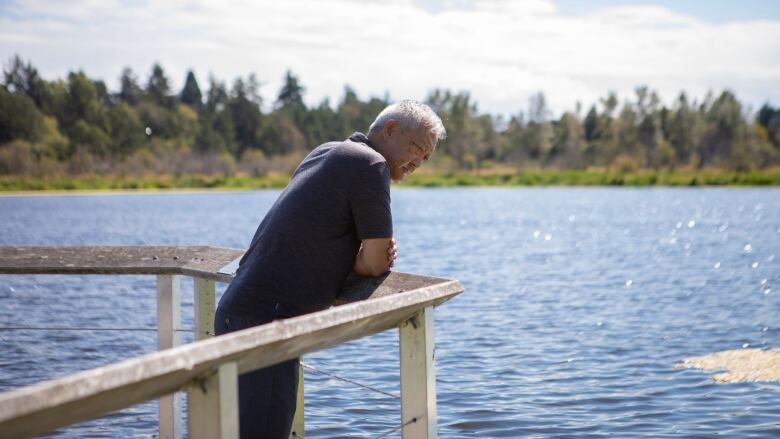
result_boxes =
[1,188,779,438]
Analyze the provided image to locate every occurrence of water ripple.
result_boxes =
[1,188,779,437]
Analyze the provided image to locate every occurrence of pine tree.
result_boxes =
[118,67,143,105]
[180,70,202,108]
[146,63,173,108]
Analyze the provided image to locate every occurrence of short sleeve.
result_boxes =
[349,161,393,239]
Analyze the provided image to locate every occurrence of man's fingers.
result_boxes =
[387,238,398,267]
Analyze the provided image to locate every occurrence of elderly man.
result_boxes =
[215,100,446,438]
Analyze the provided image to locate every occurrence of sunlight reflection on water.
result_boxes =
[0,187,779,437]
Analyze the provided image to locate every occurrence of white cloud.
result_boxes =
[1,0,778,116]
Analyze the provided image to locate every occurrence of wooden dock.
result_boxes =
[0,246,463,438]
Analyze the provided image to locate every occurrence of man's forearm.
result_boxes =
[353,247,388,277]
[353,242,393,277]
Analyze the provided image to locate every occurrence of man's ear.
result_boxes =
[383,119,398,138]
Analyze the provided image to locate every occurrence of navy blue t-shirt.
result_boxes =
[219,133,393,316]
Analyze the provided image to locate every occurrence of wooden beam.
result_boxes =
[400,307,437,439]
[0,245,453,307]
[0,280,462,438]
[187,362,239,439]
[0,246,243,282]
[157,275,183,439]
[194,278,216,341]
[289,363,304,438]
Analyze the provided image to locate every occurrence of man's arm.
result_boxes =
[353,238,397,277]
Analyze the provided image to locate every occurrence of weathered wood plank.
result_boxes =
[336,272,452,304]
[400,307,437,439]
[157,275,183,439]
[290,363,304,438]
[187,362,239,439]
[0,246,243,281]
[194,278,216,340]
[0,247,456,297]
[0,279,462,438]
[0,245,455,306]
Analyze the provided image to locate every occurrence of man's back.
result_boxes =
[219,133,393,316]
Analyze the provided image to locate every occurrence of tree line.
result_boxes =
[1,55,779,178]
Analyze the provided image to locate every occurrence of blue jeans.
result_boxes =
[214,303,299,439]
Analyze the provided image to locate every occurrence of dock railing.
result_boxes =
[0,246,463,438]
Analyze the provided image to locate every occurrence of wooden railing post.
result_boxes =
[187,361,239,439]
[399,306,437,439]
[290,362,304,438]
[194,277,216,341]
[157,274,183,439]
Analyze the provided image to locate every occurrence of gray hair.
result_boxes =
[368,100,446,146]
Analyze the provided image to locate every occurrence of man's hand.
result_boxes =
[353,237,396,277]
[387,238,397,267]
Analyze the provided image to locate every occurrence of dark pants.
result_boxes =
[215,303,299,439]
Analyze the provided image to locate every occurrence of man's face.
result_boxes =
[382,121,436,182]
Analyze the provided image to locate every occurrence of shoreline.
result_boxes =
[1,169,780,194]
[0,187,263,197]
[2,185,779,198]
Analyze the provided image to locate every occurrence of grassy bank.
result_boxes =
[0,174,291,192]
[2,169,780,192]
[401,169,780,187]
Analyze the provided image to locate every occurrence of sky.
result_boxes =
[0,0,778,116]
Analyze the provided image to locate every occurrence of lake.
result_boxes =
[1,188,779,437]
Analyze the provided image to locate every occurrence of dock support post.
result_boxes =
[399,306,437,439]
[194,277,216,341]
[290,362,305,438]
[187,361,239,439]
[157,274,183,439]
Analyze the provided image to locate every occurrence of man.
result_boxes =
[215,100,446,438]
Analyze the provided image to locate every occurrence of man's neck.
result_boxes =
[367,132,389,161]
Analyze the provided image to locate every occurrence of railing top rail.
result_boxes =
[0,245,243,281]
[0,249,463,438]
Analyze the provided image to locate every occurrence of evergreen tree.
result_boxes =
[551,112,586,168]
[700,90,747,168]
[275,70,307,133]
[276,70,304,107]
[502,113,528,163]
[229,77,262,156]
[93,80,112,106]
[63,72,107,131]
[583,106,598,142]
[668,93,697,164]
[304,98,338,147]
[524,92,553,161]
[756,104,780,148]
[180,70,202,108]
[3,55,50,111]
[118,67,143,105]
[195,77,235,154]
[146,63,173,108]
[0,86,44,142]
[614,102,639,165]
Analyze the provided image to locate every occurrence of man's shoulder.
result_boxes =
[327,137,386,167]
[311,139,387,168]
